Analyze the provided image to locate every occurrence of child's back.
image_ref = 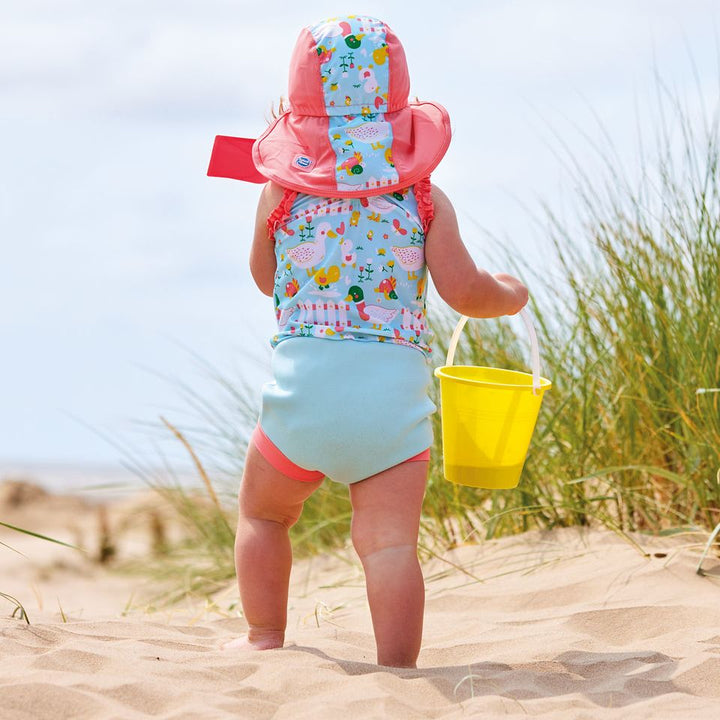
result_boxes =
[270,186,432,352]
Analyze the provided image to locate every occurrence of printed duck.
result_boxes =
[346,285,398,329]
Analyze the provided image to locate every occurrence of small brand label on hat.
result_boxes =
[292,154,315,171]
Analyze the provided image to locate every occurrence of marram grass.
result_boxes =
[1,522,78,623]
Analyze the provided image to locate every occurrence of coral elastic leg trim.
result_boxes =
[406,447,431,462]
[251,424,325,482]
[252,426,429,482]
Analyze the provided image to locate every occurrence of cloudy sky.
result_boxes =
[2,0,718,470]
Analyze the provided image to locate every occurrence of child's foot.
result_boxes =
[222,630,284,651]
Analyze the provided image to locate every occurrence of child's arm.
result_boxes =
[249,182,285,296]
[425,185,528,317]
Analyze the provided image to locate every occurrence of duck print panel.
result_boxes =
[309,17,400,192]
[271,188,432,356]
[329,114,399,193]
[310,16,390,115]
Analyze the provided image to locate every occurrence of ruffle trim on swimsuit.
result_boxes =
[414,176,434,234]
[266,187,298,240]
[267,179,434,240]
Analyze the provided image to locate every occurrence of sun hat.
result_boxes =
[208,15,451,197]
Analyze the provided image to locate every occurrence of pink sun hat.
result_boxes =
[208,15,451,198]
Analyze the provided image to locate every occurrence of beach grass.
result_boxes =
[0,521,78,623]
[126,85,720,602]
[419,84,720,546]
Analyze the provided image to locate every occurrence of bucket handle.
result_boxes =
[445,308,542,395]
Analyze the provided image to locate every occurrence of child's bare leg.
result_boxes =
[349,460,428,668]
[226,441,323,650]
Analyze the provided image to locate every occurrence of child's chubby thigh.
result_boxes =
[258,337,436,485]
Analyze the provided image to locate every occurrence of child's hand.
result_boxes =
[492,273,529,315]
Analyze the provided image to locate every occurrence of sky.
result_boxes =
[1,0,719,474]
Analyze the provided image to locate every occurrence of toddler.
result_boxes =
[210,15,528,668]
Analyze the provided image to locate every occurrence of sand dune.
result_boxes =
[1,481,720,719]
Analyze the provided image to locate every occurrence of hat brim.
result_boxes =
[252,101,451,197]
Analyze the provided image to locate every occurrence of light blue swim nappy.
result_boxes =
[259,338,436,484]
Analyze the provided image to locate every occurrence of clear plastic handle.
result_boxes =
[445,308,542,394]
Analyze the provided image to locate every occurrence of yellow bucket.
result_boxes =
[434,309,551,489]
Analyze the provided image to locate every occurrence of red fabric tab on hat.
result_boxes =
[207,135,267,183]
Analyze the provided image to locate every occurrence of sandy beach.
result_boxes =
[1,479,720,719]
